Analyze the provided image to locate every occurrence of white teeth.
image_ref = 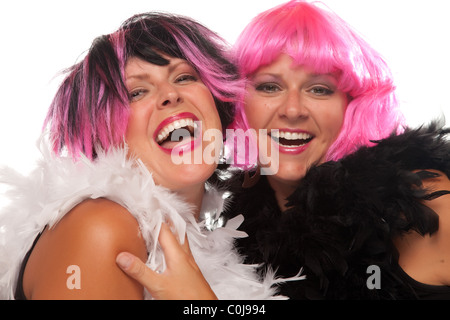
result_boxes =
[270,130,313,147]
[156,118,196,143]
[271,130,313,140]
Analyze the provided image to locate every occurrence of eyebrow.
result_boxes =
[252,71,337,79]
[310,72,339,78]
[126,59,191,82]
[253,71,340,88]
[169,59,191,72]
[308,73,339,84]
[126,73,150,81]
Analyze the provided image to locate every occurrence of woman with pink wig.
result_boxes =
[221,0,450,299]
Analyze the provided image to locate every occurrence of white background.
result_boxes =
[0,0,449,175]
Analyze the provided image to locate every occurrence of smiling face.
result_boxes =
[244,54,347,194]
[124,56,222,193]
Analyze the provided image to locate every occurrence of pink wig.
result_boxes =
[44,33,129,160]
[231,0,405,164]
[44,13,240,160]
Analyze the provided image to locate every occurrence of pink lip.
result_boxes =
[154,112,201,155]
[270,128,314,155]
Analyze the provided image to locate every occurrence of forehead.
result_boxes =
[251,53,340,80]
[125,56,191,79]
[251,54,306,72]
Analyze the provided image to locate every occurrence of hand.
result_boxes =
[116,223,218,300]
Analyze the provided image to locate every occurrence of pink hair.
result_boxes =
[44,32,129,160]
[230,0,405,165]
[44,13,240,160]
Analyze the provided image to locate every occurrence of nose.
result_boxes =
[278,90,309,121]
[158,84,182,109]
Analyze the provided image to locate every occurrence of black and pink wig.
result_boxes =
[231,0,405,165]
[44,13,239,160]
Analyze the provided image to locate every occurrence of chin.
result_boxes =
[275,164,308,182]
[171,163,217,188]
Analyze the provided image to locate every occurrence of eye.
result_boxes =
[308,86,334,96]
[128,88,148,102]
[175,74,197,83]
[255,82,282,93]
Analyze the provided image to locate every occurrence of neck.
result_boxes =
[266,176,297,212]
[176,184,205,220]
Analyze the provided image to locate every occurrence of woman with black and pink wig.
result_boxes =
[222,0,450,299]
[0,12,285,300]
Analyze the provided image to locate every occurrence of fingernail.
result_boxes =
[116,252,133,270]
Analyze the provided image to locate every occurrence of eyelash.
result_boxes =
[308,86,334,96]
[175,74,197,83]
[128,74,198,102]
[255,82,334,96]
[255,83,281,93]
[128,89,148,102]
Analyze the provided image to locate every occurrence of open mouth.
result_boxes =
[270,129,314,154]
[154,112,201,153]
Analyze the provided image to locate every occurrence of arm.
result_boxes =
[23,198,148,299]
[116,223,218,300]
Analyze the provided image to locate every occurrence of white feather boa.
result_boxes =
[0,142,295,300]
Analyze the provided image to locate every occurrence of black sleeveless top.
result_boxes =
[14,231,43,300]
[396,268,450,300]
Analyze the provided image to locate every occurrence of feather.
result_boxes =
[0,138,293,299]
[224,121,450,299]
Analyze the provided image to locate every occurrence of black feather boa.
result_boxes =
[224,121,450,299]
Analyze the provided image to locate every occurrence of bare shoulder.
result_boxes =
[23,198,148,299]
[397,170,450,285]
[56,198,144,244]
[420,170,450,232]
[422,170,450,276]
[421,170,450,197]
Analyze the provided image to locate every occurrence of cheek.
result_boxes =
[318,99,347,141]
[125,104,155,148]
[332,100,347,137]
[212,109,222,133]
[324,112,343,139]
[244,96,272,130]
[208,102,222,130]
[190,86,221,127]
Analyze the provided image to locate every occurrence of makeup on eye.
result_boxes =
[251,72,338,96]
[255,82,281,93]
[253,81,335,97]
[304,73,338,95]
[306,85,335,96]
[175,73,198,83]
[126,71,199,102]
[128,88,149,102]
[171,61,200,83]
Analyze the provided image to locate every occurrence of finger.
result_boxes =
[180,232,193,256]
[158,223,183,254]
[158,224,182,266]
[116,252,157,289]
[160,222,191,255]
[158,223,195,269]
